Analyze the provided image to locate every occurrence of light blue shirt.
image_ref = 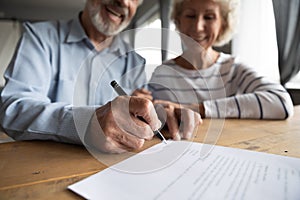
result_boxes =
[0,14,146,144]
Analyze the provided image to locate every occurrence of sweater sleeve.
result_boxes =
[203,64,294,119]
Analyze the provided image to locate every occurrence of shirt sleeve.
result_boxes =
[0,22,90,144]
[121,51,147,94]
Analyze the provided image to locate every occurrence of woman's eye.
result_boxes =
[185,14,196,18]
[204,15,216,20]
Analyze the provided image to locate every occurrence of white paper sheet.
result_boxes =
[68,141,300,200]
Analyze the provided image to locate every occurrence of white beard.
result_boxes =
[87,0,130,36]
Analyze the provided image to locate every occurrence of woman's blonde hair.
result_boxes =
[171,0,240,47]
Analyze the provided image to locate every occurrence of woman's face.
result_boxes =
[177,0,224,50]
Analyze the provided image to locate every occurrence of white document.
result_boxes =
[69,141,300,200]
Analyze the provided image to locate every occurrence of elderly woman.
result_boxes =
[149,0,293,121]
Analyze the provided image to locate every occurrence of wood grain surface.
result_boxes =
[0,106,299,199]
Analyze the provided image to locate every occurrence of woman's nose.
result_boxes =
[195,17,205,31]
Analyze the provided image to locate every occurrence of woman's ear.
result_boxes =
[217,19,227,43]
[175,18,180,29]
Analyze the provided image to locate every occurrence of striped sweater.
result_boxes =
[149,53,294,119]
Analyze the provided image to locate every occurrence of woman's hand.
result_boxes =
[153,99,203,141]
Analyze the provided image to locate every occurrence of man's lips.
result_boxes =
[106,6,124,18]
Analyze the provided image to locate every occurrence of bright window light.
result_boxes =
[232,0,280,83]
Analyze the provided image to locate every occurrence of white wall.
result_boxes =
[0,20,22,86]
[0,0,84,21]
[232,0,280,82]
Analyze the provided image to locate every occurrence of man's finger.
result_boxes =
[129,96,161,131]
[111,131,145,151]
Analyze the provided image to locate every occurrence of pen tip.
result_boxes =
[110,80,117,87]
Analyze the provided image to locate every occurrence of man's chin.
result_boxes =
[96,22,129,36]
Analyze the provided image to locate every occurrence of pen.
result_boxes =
[110,80,167,144]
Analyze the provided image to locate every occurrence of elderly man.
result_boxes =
[0,0,201,153]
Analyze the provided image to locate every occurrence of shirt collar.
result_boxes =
[66,13,88,43]
[108,35,128,56]
[66,13,130,56]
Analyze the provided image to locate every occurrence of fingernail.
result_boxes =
[155,121,162,131]
[185,131,193,139]
[174,133,181,141]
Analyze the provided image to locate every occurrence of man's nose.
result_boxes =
[117,0,130,7]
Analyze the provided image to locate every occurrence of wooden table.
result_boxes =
[1,106,300,199]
